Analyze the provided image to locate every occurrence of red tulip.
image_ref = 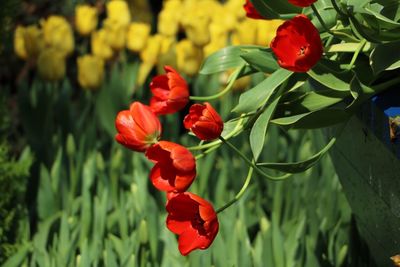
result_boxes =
[115,102,161,152]
[270,15,323,72]
[243,0,265,20]
[166,192,219,256]
[145,141,196,192]
[288,0,317,7]
[183,102,223,141]
[150,66,189,115]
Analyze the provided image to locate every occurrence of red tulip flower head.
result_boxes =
[288,0,317,7]
[166,192,219,256]
[270,15,323,72]
[115,102,161,152]
[150,66,189,115]
[243,0,265,20]
[145,141,196,192]
[184,102,223,141]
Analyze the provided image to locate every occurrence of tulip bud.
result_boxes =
[41,16,74,57]
[37,48,66,82]
[77,55,104,90]
[184,102,224,141]
[106,0,131,27]
[91,29,113,60]
[66,134,76,158]
[138,220,148,244]
[126,22,151,53]
[75,5,98,36]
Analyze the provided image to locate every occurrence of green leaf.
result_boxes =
[307,61,352,92]
[250,96,281,160]
[256,136,336,173]
[200,46,256,74]
[271,108,350,129]
[370,40,400,74]
[2,243,31,267]
[233,68,293,114]
[240,49,280,73]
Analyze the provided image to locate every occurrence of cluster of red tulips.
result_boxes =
[115,0,325,256]
[115,66,223,255]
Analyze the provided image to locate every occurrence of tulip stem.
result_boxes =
[189,64,244,101]
[344,39,367,70]
[311,4,332,34]
[218,136,292,181]
[216,165,254,213]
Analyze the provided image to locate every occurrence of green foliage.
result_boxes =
[0,144,33,263]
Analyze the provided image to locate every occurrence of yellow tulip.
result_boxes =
[91,29,113,60]
[203,23,228,57]
[126,22,151,53]
[77,55,104,90]
[41,16,74,56]
[232,19,258,45]
[225,0,246,20]
[106,0,131,27]
[157,9,180,37]
[14,26,27,59]
[14,25,44,60]
[140,34,163,64]
[103,19,126,51]
[37,48,66,82]
[256,19,284,46]
[75,5,98,36]
[176,39,203,76]
[182,13,210,47]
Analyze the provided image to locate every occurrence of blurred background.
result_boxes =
[0,0,376,266]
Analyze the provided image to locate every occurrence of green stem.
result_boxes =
[330,0,347,17]
[374,75,400,92]
[189,64,244,101]
[219,136,292,181]
[216,166,254,213]
[344,39,367,70]
[311,4,332,34]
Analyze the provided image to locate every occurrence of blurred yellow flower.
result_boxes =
[14,25,44,60]
[157,9,180,37]
[140,34,163,64]
[225,0,246,20]
[77,55,104,90]
[41,16,74,56]
[75,5,98,36]
[37,48,66,82]
[256,19,284,46]
[203,22,228,57]
[14,26,27,59]
[126,22,151,53]
[103,19,126,51]
[106,0,131,27]
[232,19,258,45]
[182,15,210,47]
[91,29,113,60]
[176,39,203,76]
